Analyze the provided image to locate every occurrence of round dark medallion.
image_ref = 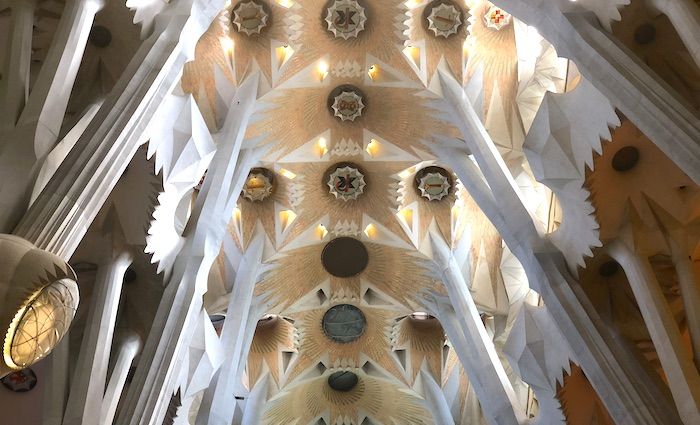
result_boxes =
[89,26,112,48]
[634,23,656,45]
[611,146,640,172]
[328,371,359,392]
[327,85,366,122]
[322,237,369,277]
[322,304,367,343]
[414,166,453,201]
[598,260,620,278]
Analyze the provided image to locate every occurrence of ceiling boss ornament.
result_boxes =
[416,167,452,201]
[329,85,366,122]
[232,1,270,36]
[327,164,366,201]
[325,0,367,40]
[242,168,274,202]
[426,1,463,38]
[484,5,512,31]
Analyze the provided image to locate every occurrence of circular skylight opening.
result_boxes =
[611,146,640,172]
[322,304,366,343]
[321,237,369,277]
[327,370,359,392]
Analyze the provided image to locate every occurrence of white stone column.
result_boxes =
[419,370,455,425]
[647,0,700,70]
[241,373,270,425]
[63,248,133,425]
[196,235,267,425]
[0,0,104,232]
[608,237,700,424]
[116,74,265,425]
[432,66,681,425]
[490,0,700,185]
[100,331,142,425]
[0,0,36,127]
[12,0,227,258]
[427,233,527,425]
[667,237,700,370]
[41,337,71,425]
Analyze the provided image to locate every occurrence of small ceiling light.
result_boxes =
[276,0,294,8]
[365,139,379,156]
[279,210,297,230]
[317,137,329,157]
[410,312,433,320]
[363,223,376,238]
[317,61,330,82]
[316,224,329,239]
[367,64,379,80]
[275,45,294,67]
[278,168,297,180]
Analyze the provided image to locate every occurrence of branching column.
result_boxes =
[432,69,680,424]
[427,233,527,425]
[608,236,700,424]
[0,0,104,231]
[63,247,133,425]
[116,74,265,425]
[647,0,700,69]
[13,0,226,258]
[196,234,267,425]
[420,370,456,425]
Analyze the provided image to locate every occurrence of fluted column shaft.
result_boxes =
[420,370,455,425]
[196,235,266,425]
[100,332,142,425]
[63,249,133,425]
[608,239,700,424]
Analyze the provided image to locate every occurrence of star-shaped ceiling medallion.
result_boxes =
[328,164,366,201]
[325,0,368,40]
[417,168,451,201]
[242,168,274,202]
[232,1,270,36]
[484,5,511,31]
[426,2,463,38]
[330,86,366,121]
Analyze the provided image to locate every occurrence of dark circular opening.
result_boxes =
[327,371,359,392]
[322,304,367,343]
[634,24,656,45]
[89,26,112,48]
[598,260,620,277]
[322,237,369,277]
[123,267,137,284]
[611,146,640,172]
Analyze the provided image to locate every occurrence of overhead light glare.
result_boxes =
[276,0,295,8]
[317,60,329,82]
[279,168,297,179]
